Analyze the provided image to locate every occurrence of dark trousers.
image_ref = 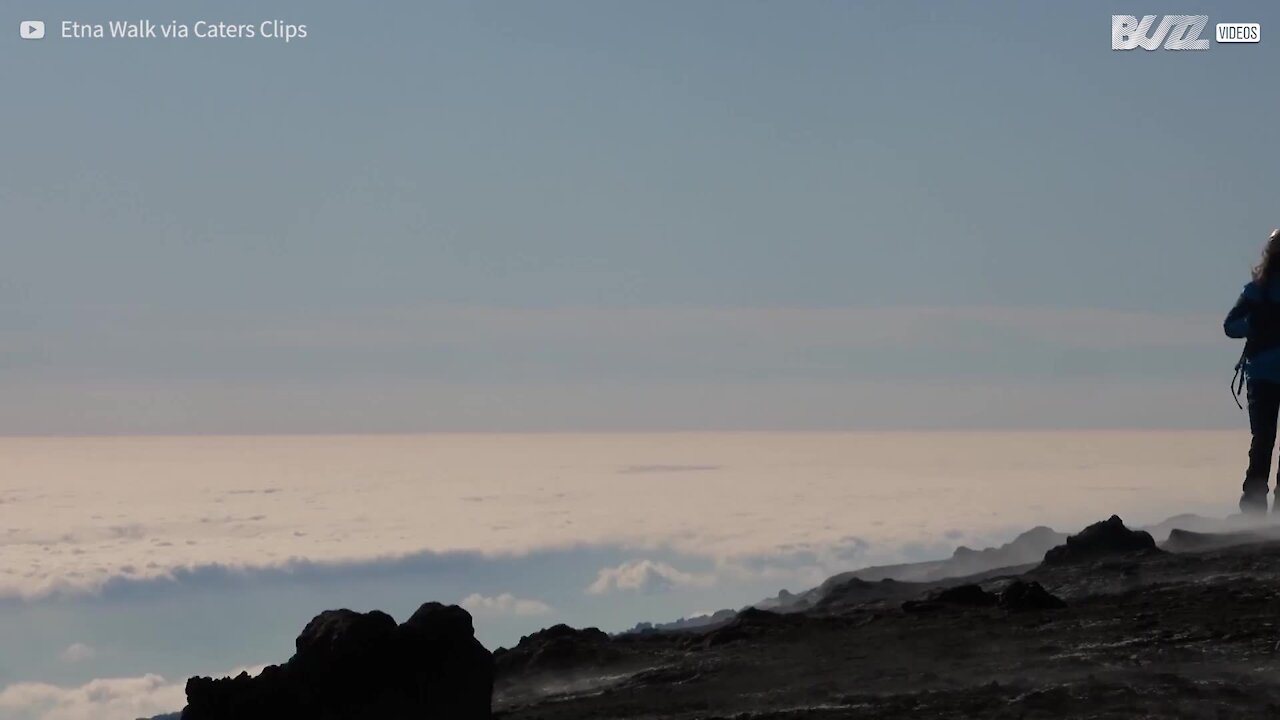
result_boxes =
[1245,379,1280,495]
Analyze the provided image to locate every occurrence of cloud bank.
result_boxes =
[0,673,182,720]
[0,432,1240,601]
[460,592,552,617]
[0,665,265,720]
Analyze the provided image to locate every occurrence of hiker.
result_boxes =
[1225,229,1280,513]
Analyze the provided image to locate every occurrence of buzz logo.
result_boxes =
[1112,15,1209,50]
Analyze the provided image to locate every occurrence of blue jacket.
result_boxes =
[1224,281,1280,382]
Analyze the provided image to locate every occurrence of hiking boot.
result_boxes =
[1241,490,1269,515]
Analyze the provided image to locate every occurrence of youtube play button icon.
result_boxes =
[20,20,45,39]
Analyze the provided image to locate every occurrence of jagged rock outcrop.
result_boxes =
[813,577,932,612]
[621,608,738,635]
[932,584,997,606]
[998,580,1066,610]
[702,607,804,647]
[951,526,1067,568]
[493,624,616,675]
[181,603,492,720]
[902,583,997,612]
[1042,515,1158,565]
[900,581,1066,613]
[757,525,1069,613]
[487,525,1280,719]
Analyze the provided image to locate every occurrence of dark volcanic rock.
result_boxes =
[1042,515,1158,565]
[734,607,792,624]
[620,608,738,635]
[951,526,1067,567]
[902,583,997,612]
[493,624,616,675]
[998,580,1066,611]
[702,607,805,647]
[490,515,1280,719]
[182,603,492,720]
[401,603,494,717]
[903,581,1065,613]
[292,608,398,679]
[760,525,1067,613]
[812,577,931,612]
[933,584,998,606]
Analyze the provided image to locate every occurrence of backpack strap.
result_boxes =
[1234,283,1261,410]
[1233,349,1246,409]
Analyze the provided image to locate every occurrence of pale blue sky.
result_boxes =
[4,0,1279,432]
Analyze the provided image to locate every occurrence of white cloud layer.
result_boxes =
[460,592,552,617]
[0,432,1242,601]
[0,673,182,720]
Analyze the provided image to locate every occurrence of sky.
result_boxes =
[3,0,1278,434]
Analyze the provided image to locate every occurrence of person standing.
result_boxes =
[1225,229,1280,514]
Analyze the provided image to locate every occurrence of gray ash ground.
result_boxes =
[493,517,1280,719]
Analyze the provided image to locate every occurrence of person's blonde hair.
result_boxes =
[1253,229,1280,286]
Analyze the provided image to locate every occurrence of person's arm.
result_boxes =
[1225,284,1256,339]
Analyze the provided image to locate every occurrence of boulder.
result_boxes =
[292,608,398,679]
[493,624,615,675]
[998,580,1066,611]
[401,602,494,718]
[902,583,997,612]
[182,603,492,720]
[932,584,998,606]
[700,607,806,647]
[1042,515,1157,565]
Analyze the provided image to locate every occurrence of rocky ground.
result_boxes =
[167,515,1280,719]
[492,516,1280,719]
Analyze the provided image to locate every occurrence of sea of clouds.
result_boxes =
[0,431,1244,720]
